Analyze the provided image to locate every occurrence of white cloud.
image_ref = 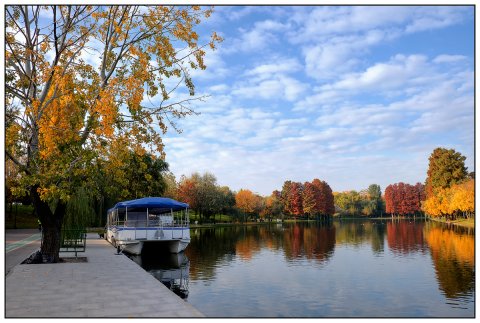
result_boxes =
[244,58,302,80]
[329,54,430,92]
[404,6,469,33]
[161,6,473,195]
[224,17,290,53]
[231,57,308,101]
[232,75,307,102]
[289,6,472,80]
[433,54,468,64]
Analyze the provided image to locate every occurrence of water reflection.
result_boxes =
[387,220,428,255]
[129,220,474,317]
[424,222,474,302]
[281,222,335,264]
[129,251,190,299]
[186,222,337,268]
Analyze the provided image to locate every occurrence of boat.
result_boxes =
[105,197,190,255]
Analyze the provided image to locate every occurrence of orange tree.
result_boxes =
[235,189,263,222]
[5,5,221,262]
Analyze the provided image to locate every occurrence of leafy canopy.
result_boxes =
[6,5,222,205]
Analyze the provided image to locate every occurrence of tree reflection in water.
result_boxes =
[128,220,474,316]
[386,220,428,255]
[424,222,474,300]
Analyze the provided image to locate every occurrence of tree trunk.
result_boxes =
[31,186,66,263]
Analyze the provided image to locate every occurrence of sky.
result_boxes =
[159,5,474,196]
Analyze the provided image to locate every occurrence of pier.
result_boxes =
[5,233,204,318]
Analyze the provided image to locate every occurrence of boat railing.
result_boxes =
[114,218,189,228]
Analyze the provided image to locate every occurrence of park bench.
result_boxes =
[60,228,87,257]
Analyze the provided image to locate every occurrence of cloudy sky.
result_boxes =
[161,5,474,196]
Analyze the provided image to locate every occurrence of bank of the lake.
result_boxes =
[427,216,475,229]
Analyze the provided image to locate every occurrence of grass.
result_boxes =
[5,204,38,229]
[428,216,475,229]
[189,213,233,224]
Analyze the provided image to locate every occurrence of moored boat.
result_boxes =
[106,197,190,255]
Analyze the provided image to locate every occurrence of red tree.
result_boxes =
[385,182,426,216]
[288,182,304,217]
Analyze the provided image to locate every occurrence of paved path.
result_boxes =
[5,234,204,318]
[5,229,42,276]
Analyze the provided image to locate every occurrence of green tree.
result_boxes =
[366,184,384,217]
[162,172,178,199]
[334,191,363,216]
[425,147,468,198]
[120,152,169,200]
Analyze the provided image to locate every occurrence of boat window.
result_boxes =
[117,210,126,223]
[126,211,147,227]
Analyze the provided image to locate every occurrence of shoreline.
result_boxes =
[426,216,475,229]
[78,216,473,232]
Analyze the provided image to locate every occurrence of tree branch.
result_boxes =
[5,150,30,175]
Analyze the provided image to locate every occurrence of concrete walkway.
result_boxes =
[6,229,41,276]
[5,234,204,318]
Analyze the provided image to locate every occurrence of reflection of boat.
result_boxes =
[106,197,190,255]
[129,252,190,299]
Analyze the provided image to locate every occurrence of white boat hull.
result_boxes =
[107,227,190,255]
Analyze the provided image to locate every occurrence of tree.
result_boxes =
[385,182,424,216]
[334,190,363,216]
[303,179,334,219]
[423,147,470,220]
[280,180,293,216]
[6,5,221,261]
[450,179,474,217]
[302,182,317,218]
[162,172,178,199]
[424,179,474,219]
[217,186,236,219]
[425,148,468,198]
[286,182,303,218]
[114,152,169,200]
[235,189,257,221]
[314,179,335,217]
[366,184,384,217]
[176,175,196,209]
[263,191,283,221]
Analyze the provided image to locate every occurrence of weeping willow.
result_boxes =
[63,187,96,230]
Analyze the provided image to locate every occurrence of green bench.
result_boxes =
[60,229,87,257]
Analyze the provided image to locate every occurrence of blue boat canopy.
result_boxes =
[110,197,188,213]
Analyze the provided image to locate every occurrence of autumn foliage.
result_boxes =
[423,179,474,218]
[422,148,473,219]
[6,5,221,261]
[384,182,425,216]
[280,179,334,219]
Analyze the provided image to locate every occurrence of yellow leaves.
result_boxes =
[6,123,21,151]
[38,73,85,159]
[450,179,474,213]
[423,195,442,217]
[423,179,475,217]
[209,31,223,50]
[40,40,49,52]
[92,86,117,138]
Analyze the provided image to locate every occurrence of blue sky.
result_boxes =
[162,5,474,196]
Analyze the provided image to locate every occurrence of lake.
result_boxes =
[129,219,474,317]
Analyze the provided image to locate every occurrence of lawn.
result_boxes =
[5,204,38,229]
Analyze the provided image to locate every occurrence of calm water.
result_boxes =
[129,219,475,317]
